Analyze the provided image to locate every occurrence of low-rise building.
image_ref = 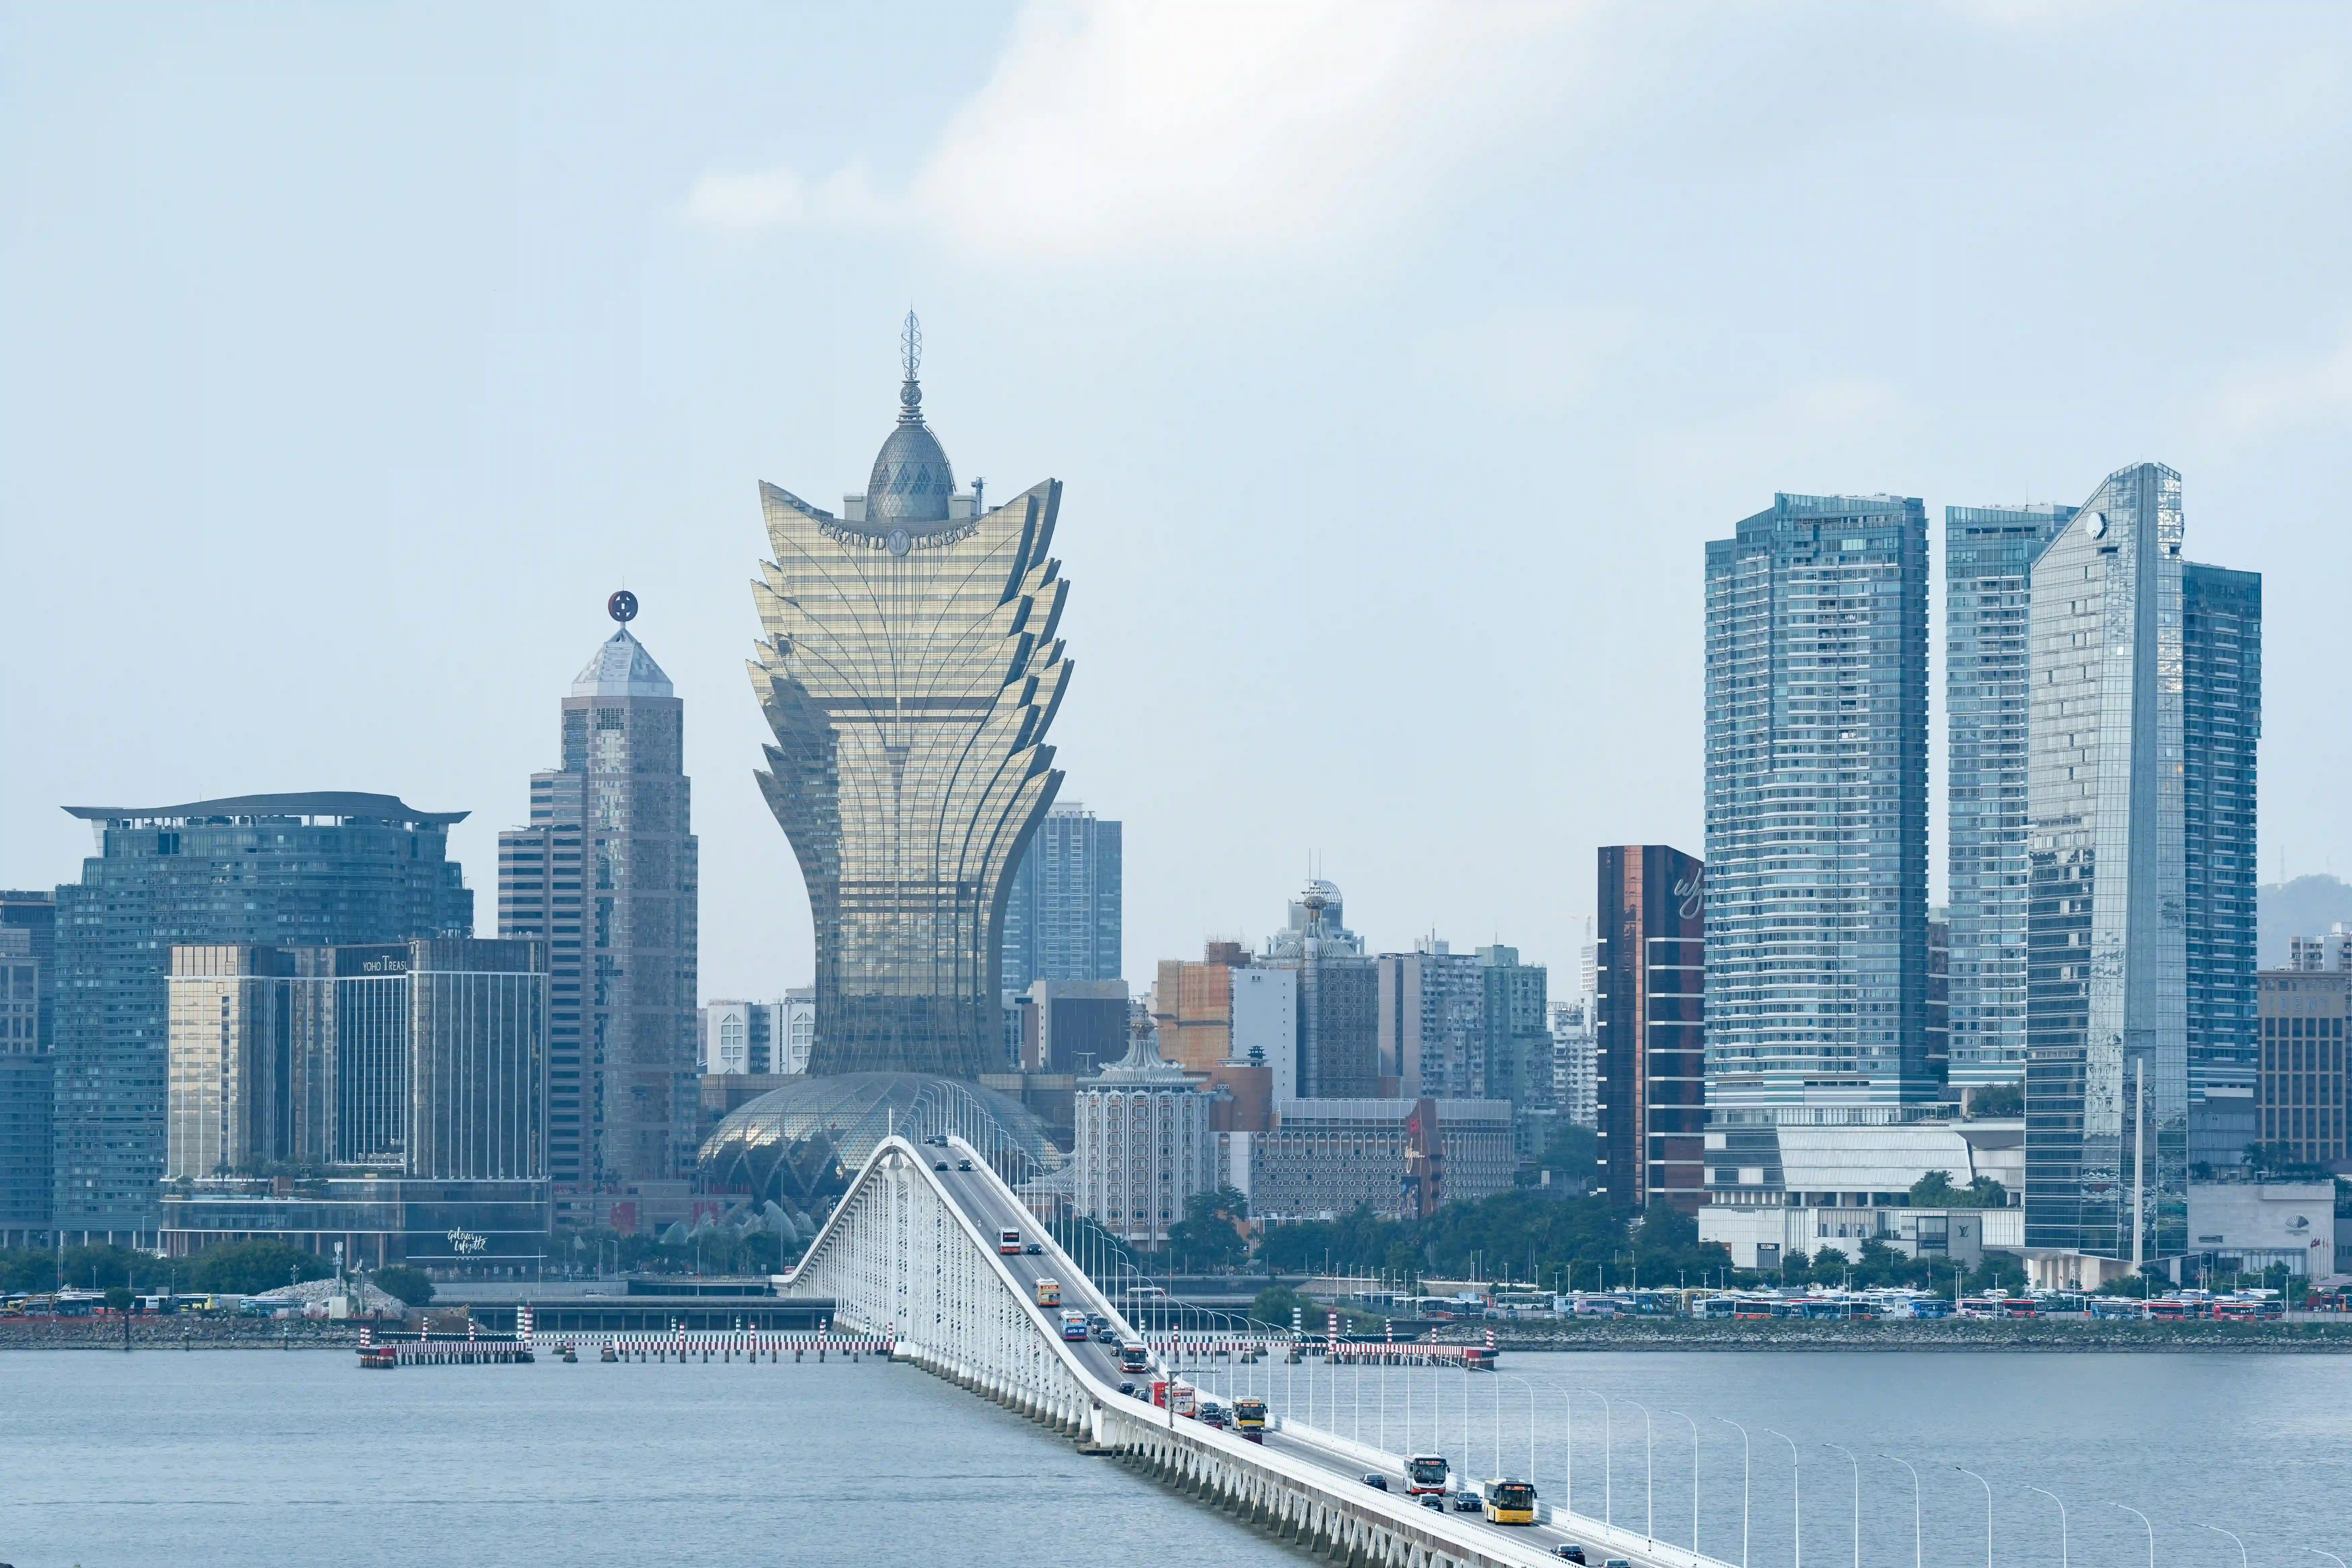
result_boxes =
[2185,1179,2337,1277]
[1239,1097,1514,1222]
[1704,1202,2023,1272]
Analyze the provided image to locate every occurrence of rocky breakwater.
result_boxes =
[1,1314,378,1350]
[1442,1317,2352,1353]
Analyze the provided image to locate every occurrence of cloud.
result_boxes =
[2206,328,2352,443]
[684,0,1601,264]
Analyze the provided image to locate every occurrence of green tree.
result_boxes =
[186,1240,333,1295]
[104,1285,135,1312]
[60,1242,156,1294]
[1167,1187,1250,1270]
[373,1265,436,1307]
[1965,1081,2023,1118]
[0,1246,60,1293]
[1252,1283,1312,1332]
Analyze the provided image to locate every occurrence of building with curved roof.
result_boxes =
[698,1071,1058,1212]
[749,314,1069,1078]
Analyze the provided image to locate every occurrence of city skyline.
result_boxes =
[7,7,2349,1001]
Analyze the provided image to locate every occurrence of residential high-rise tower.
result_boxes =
[1945,502,2076,1089]
[1703,493,1935,1126]
[1000,802,1122,994]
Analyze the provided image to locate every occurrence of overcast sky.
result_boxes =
[5,2,2350,1000]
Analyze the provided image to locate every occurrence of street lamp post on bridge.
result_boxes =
[1879,1455,1921,1568]
[1668,1410,1700,1560]
[1956,1467,1993,1568]
[1763,1430,1801,1568]
[1713,1417,1751,1568]
[2027,1486,2069,1568]
[1624,1399,1656,1543]
[1581,1388,1616,1526]
[1824,1444,1859,1568]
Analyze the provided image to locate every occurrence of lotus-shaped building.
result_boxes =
[749,316,1069,1078]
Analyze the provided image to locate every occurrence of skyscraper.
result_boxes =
[499,598,699,1223]
[2181,562,2262,1168]
[0,893,55,1243]
[1703,493,1934,1126]
[51,793,471,1241]
[2023,463,2187,1281]
[750,315,1068,1080]
[1000,802,1122,993]
[1378,941,1485,1101]
[1284,883,1380,1100]
[1478,945,1551,1109]
[1945,502,2077,1089]
[1594,845,1705,1213]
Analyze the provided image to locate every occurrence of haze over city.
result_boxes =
[7,3,2351,999]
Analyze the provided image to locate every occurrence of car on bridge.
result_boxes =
[1361,1473,1388,1491]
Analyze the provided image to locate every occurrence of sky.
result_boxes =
[4,1,2350,1001]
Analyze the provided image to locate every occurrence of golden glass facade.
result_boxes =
[750,327,1068,1079]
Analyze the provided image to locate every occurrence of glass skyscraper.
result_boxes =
[51,793,471,1240]
[751,316,1069,1079]
[999,801,1122,993]
[2023,463,2187,1275]
[499,614,699,1223]
[2022,463,2263,1283]
[1703,493,1934,1128]
[1945,503,2076,1090]
[2181,562,2261,1168]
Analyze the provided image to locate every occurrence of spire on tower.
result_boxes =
[898,309,925,423]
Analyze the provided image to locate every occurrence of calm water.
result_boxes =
[2,1348,2345,1568]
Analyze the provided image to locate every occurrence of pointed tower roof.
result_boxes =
[1093,1020,1195,1088]
[572,627,673,698]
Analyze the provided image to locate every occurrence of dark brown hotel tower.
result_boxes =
[1594,845,1705,1213]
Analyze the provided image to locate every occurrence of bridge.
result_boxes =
[776,1132,1741,1568]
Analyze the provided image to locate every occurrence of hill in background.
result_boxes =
[2259,875,2352,968]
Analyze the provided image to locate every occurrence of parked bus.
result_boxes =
[1035,1278,1061,1307]
[1059,1310,1089,1341]
[998,1229,1022,1256]
[1481,1479,1537,1525]
[1405,1455,1451,1496]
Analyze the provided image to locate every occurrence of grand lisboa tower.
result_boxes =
[748,314,1069,1081]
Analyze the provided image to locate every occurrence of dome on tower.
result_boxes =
[865,308,956,528]
[867,420,954,526]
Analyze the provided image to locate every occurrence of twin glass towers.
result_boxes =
[1704,464,2259,1275]
[750,316,1069,1080]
